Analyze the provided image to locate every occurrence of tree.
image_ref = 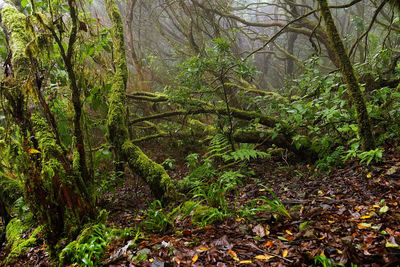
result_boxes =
[105,0,175,200]
[0,1,96,253]
[317,0,375,151]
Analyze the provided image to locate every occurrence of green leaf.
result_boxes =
[278,236,288,241]
[21,0,28,8]
[379,205,389,214]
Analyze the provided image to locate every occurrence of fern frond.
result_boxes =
[224,143,270,162]
[207,133,231,159]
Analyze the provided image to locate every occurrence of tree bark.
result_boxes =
[317,0,375,151]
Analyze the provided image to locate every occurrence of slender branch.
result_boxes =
[349,0,389,58]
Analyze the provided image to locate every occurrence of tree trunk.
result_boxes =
[317,0,375,151]
[105,0,175,200]
[0,4,96,252]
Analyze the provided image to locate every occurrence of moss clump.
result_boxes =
[0,172,23,211]
[58,240,77,266]
[182,201,224,225]
[1,6,30,78]
[4,216,42,264]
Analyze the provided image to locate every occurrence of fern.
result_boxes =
[207,133,231,160]
[223,144,270,162]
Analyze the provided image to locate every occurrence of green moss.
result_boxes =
[58,240,77,266]
[0,172,23,209]
[181,201,223,225]
[122,140,173,198]
[4,217,42,264]
[1,6,30,78]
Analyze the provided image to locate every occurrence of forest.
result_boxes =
[0,0,399,266]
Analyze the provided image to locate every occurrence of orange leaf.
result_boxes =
[282,249,288,257]
[228,249,239,261]
[357,223,372,229]
[263,240,273,247]
[192,254,198,264]
[28,148,41,154]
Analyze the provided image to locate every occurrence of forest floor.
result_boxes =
[1,146,400,266]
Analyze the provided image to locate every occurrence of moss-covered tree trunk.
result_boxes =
[317,0,375,151]
[105,0,175,200]
[0,4,96,252]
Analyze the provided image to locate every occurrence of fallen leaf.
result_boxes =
[239,260,252,264]
[282,249,288,257]
[385,236,399,249]
[192,254,198,264]
[197,247,210,252]
[253,224,265,238]
[262,240,273,247]
[285,230,293,235]
[228,249,239,261]
[357,223,372,229]
[360,215,371,219]
[379,205,389,214]
[228,249,237,258]
[278,236,288,241]
[255,255,275,260]
[28,148,41,154]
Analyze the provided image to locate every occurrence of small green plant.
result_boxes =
[358,148,383,165]
[254,186,291,219]
[185,153,200,171]
[314,254,346,267]
[193,182,228,211]
[161,158,175,169]
[219,170,244,190]
[180,159,215,190]
[61,224,110,267]
[141,200,172,233]
[344,146,384,166]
